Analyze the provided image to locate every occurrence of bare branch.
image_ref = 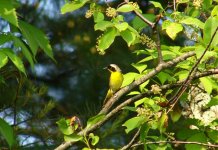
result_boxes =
[121,128,140,150]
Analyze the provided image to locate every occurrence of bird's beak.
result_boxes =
[103,66,108,70]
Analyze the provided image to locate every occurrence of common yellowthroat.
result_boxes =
[103,64,124,105]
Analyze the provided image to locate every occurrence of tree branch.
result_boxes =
[54,67,218,150]
[131,140,218,148]
[121,128,140,150]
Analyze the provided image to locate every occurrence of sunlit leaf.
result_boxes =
[180,17,204,29]
[114,22,128,32]
[120,29,137,47]
[0,0,18,27]
[86,114,105,129]
[200,77,213,94]
[89,133,99,145]
[150,1,164,10]
[64,133,83,142]
[94,21,113,31]
[123,116,146,133]
[211,5,218,17]
[158,111,168,133]
[61,0,88,14]
[0,51,8,68]
[56,118,74,135]
[1,48,26,75]
[122,72,139,87]
[203,17,218,48]
[0,118,15,148]
[93,12,104,23]
[117,4,134,12]
[162,20,183,40]
[97,27,118,54]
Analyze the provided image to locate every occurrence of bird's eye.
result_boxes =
[108,65,116,72]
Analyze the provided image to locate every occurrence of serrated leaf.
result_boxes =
[0,0,18,27]
[19,20,54,60]
[61,0,88,14]
[150,1,164,10]
[117,4,134,12]
[114,22,128,32]
[120,29,136,47]
[56,118,74,135]
[94,21,113,31]
[1,48,26,75]
[122,72,139,87]
[203,17,218,48]
[64,134,83,142]
[13,37,35,69]
[86,114,105,129]
[0,33,12,45]
[180,17,204,29]
[123,116,146,133]
[0,118,15,148]
[97,27,118,53]
[0,51,8,68]
[200,77,213,94]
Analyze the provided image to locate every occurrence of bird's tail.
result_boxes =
[103,89,113,105]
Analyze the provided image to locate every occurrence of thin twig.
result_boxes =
[131,140,218,148]
[173,0,176,11]
[167,27,218,114]
[121,128,141,150]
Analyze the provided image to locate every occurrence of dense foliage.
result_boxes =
[0,0,218,149]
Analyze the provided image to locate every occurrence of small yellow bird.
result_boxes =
[103,64,124,105]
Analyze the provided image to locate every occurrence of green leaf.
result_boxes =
[0,0,18,27]
[13,37,35,69]
[89,133,99,145]
[203,17,218,48]
[0,33,12,45]
[94,21,113,31]
[150,1,164,10]
[157,72,172,84]
[19,20,54,60]
[202,0,212,10]
[134,98,146,107]
[211,5,218,17]
[158,111,168,133]
[200,77,213,94]
[207,96,218,107]
[114,22,128,32]
[170,105,182,122]
[185,132,207,150]
[162,20,183,40]
[117,4,134,12]
[207,130,218,143]
[132,14,156,31]
[61,0,88,14]
[0,51,8,68]
[1,48,26,74]
[132,63,147,74]
[120,29,137,47]
[122,72,139,87]
[123,116,146,133]
[86,114,105,129]
[180,17,204,29]
[174,70,189,81]
[0,118,14,148]
[97,27,118,54]
[56,118,74,135]
[64,133,83,142]
[93,12,104,23]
